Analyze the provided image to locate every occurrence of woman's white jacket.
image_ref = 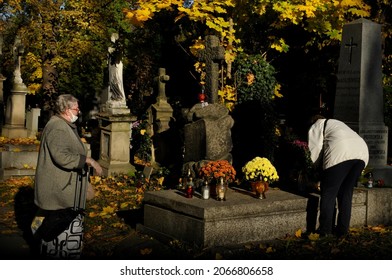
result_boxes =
[308,119,369,170]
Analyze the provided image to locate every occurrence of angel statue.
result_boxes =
[108,33,126,102]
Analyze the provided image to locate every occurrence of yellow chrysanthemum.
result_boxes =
[242,157,279,183]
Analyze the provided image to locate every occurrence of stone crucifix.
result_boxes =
[198,35,225,104]
[150,67,173,134]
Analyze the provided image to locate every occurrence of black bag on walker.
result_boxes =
[35,208,79,242]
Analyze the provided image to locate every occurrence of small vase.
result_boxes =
[250,181,269,199]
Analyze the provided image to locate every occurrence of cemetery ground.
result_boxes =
[1,175,392,260]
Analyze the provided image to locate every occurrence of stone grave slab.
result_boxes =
[141,188,369,247]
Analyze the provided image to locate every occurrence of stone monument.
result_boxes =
[148,68,174,167]
[151,68,173,134]
[334,19,391,184]
[26,107,41,138]
[97,33,135,176]
[198,35,225,104]
[2,36,28,138]
[182,35,234,171]
[101,33,129,115]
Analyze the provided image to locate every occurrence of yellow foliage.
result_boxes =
[111,222,126,229]
[157,177,164,186]
[275,127,281,137]
[122,0,371,96]
[28,83,42,95]
[215,252,223,260]
[101,205,116,215]
[3,176,34,188]
[140,248,153,255]
[308,232,320,241]
[218,85,237,111]
[190,37,205,57]
[90,176,102,185]
[266,246,275,253]
[295,228,302,238]
[120,202,129,209]
[88,212,99,218]
[274,84,283,98]
[271,38,289,53]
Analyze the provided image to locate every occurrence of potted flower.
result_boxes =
[242,157,279,199]
[198,160,236,200]
[198,160,236,183]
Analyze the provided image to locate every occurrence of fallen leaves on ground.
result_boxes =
[2,176,392,259]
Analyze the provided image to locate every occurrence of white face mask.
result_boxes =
[70,112,78,123]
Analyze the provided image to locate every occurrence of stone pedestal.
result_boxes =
[97,112,136,176]
[2,87,28,138]
[151,100,173,134]
[183,103,234,163]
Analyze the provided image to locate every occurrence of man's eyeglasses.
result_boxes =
[70,107,79,113]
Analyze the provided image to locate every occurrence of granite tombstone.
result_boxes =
[334,19,388,168]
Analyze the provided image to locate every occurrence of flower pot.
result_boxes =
[250,181,269,199]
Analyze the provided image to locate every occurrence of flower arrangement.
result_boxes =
[242,157,279,183]
[291,140,313,170]
[199,160,236,183]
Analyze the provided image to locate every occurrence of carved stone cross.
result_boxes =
[344,37,357,64]
[198,35,225,104]
[155,68,170,104]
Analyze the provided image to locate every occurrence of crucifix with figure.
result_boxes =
[198,35,225,104]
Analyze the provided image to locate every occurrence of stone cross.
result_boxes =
[155,68,170,104]
[151,68,173,134]
[344,37,358,64]
[150,68,174,166]
[198,35,225,104]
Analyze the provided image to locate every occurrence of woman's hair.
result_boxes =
[55,94,78,114]
[311,114,325,124]
[305,114,326,131]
